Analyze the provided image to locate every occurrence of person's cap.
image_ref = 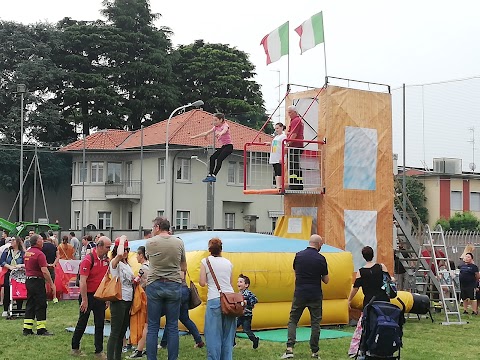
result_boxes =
[114,237,129,248]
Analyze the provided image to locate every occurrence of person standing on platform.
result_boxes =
[23,234,56,336]
[286,106,304,190]
[267,122,287,190]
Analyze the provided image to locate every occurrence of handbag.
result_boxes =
[187,270,202,309]
[381,272,398,299]
[94,267,122,301]
[206,258,245,317]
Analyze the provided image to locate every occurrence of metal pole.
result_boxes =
[81,134,86,237]
[19,92,24,222]
[402,83,406,222]
[33,143,37,222]
[139,126,144,238]
[165,104,193,221]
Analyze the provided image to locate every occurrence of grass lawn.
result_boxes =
[0,300,478,360]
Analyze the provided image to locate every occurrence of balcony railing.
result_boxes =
[105,180,141,198]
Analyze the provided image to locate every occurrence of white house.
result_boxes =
[61,110,284,233]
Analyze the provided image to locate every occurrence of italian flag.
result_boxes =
[295,12,324,54]
[260,21,289,65]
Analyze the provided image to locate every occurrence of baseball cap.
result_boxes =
[114,238,129,248]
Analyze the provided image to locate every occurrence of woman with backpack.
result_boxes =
[347,246,392,359]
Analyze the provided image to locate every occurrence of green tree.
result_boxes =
[172,40,271,131]
[395,176,429,225]
[447,211,480,231]
[100,0,179,129]
[51,18,129,136]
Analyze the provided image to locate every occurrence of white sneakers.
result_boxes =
[1,311,8,317]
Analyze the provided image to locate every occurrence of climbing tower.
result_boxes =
[244,79,394,271]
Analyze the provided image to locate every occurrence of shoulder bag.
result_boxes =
[186,270,202,309]
[206,258,245,317]
[94,266,122,301]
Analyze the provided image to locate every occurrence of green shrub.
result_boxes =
[448,211,480,231]
[435,217,450,231]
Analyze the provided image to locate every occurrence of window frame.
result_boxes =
[175,210,190,230]
[451,190,463,211]
[224,213,235,229]
[175,158,191,182]
[107,162,122,183]
[91,161,104,183]
[470,192,480,212]
[158,158,165,182]
[98,211,112,229]
[74,211,80,230]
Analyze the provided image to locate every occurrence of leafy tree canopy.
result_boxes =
[172,40,271,132]
[395,176,429,226]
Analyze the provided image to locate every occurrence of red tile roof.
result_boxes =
[61,110,272,151]
[61,129,132,151]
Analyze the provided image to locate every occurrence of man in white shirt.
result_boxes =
[69,232,81,260]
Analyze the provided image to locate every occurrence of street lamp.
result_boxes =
[17,84,27,222]
[165,100,204,223]
[191,155,214,230]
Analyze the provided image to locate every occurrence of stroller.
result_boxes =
[356,297,406,360]
[8,267,27,319]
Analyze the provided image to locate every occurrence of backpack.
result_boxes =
[362,302,404,357]
[381,272,398,299]
[75,253,95,287]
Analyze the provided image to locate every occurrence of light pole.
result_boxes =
[191,155,214,230]
[270,70,281,121]
[165,100,204,223]
[17,84,26,222]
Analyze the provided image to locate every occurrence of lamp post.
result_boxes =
[165,100,204,223]
[17,84,26,222]
[191,155,214,230]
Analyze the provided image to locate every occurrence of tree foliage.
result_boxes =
[395,176,429,225]
[438,211,480,232]
[172,40,270,131]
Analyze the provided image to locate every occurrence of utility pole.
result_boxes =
[468,127,476,172]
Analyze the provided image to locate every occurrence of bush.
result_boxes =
[448,211,480,231]
[435,217,450,231]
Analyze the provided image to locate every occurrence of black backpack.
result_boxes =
[361,301,405,358]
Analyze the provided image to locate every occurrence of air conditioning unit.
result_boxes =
[433,158,462,174]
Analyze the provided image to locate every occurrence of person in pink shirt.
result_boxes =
[191,113,233,182]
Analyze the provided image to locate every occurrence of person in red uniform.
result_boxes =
[23,234,56,336]
[71,236,112,358]
[287,105,304,190]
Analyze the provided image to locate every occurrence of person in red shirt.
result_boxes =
[71,236,112,358]
[23,234,56,336]
[287,105,304,190]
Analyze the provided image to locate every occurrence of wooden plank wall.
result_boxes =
[284,85,394,271]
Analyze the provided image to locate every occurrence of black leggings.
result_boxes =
[209,144,233,176]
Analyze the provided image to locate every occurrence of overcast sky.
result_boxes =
[3,0,480,169]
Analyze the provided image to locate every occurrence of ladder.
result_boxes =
[417,225,465,325]
[393,178,466,325]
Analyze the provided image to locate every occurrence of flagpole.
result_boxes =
[322,12,327,80]
[287,21,290,88]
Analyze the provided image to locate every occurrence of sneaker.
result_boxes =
[71,349,87,357]
[22,330,34,336]
[1,311,7,317]
[311,353,319,359]
[472,311,478,315]
[463,310,468,314]
[122,345,133,353]
[129,350,144,358]
[94,352,107,360]
[194,341,205,348]
[253,337,260,349]
[202,175,216,182]
[37,330,54,336]
[281,349,294,359]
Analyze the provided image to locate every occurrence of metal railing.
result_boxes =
[104,180,141,197]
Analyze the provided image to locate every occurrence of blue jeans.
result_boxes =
[160,285,202,346]
[204,297,236,360]
[146,281,181,360]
